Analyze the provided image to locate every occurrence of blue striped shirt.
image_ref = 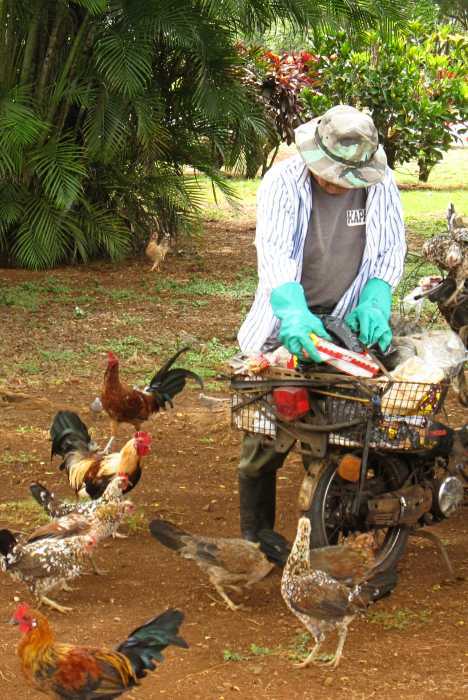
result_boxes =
[238,155,406,352]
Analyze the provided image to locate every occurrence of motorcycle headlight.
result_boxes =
[437,476,464,517]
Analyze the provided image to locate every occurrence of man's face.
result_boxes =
[311,173,349,195]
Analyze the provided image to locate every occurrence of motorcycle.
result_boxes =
[231,320,467,575]
[420,201,467,404]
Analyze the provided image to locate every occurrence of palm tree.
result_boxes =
[0,0,408,269]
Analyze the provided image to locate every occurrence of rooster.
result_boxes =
[281,517,377,669]
[11,603,188,698]
[100,346,203,453]
[0,530,97,613]
[149,519,283,611]
[50,411,151,498]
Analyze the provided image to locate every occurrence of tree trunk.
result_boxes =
[418,159,431,182]
[37,3,66,104]
[20,1,42,85]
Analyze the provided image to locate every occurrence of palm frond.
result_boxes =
[94,29,153,97]
[29,136,87,209]
[78,200,131,260]
[82,93,130,160]
[11,196,78,269]
[132,94,169,153]
[0,85,47,146]
[71,0,108,15]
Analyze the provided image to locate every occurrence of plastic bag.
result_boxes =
[408,329,466,379]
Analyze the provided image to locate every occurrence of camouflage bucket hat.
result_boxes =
[294,105,387,188]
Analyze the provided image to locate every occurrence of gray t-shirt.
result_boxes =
[301,177,367,313]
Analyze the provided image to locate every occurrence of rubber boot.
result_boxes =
[257,471,276,532]
[239,471,277,541]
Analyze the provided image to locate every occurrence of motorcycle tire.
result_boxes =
[305,459,410,574]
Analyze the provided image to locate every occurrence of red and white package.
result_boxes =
[296,333,380,378]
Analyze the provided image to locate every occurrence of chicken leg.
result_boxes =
[39,596,73,614]
[102,419,120,454]
[212,582,241,611]
[295,640,322,668]
[331,620,351,669]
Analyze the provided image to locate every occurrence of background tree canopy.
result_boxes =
[0,0,409,269]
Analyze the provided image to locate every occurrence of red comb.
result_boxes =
[135,431,152,445]
[107,351,119,364]
[14,602,30,619]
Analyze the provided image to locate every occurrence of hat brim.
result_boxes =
[295,116,387,188]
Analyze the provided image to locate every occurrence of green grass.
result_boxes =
[124,508,148,535]
[395,148,467,189]
[287,631,334,663]
[0,283,41,311]
[0,499,49,528]
[104,288,142,302]
[223,649,247,662]
[153,274,257,300]
[222,644,276,663]
[18,360,42,374]
[0,277,72,311]
[401,189,467,248]
[1,450,37,465]
[39,349,78,363]
[367,608,431,630]
[184,338,237,378]
[249,643,274,656]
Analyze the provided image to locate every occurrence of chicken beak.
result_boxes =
[8,616,19,625]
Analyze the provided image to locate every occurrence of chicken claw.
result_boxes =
[60,582,76,592]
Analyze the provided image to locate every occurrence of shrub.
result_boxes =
[301,23,467,180]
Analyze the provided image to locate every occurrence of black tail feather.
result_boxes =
[117,609,188,679]
[360,567,398,602]
[29,482,57,518]
[149,347,190,382]
[147,349,204,409]
[257,529,291,567]
[0,529,17,557]
[50,410,94,460]
[149,519,191,552]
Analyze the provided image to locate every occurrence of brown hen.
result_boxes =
[149,519,278,610]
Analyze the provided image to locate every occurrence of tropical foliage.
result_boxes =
[0,0,408,269]
[236,47,317,178]
[301,22,467,180]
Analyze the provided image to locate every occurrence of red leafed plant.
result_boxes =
[237,45,319,176]
[250,48,317,143]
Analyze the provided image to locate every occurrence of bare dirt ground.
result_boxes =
[0,222,467,699]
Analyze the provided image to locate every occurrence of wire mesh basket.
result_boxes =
[231,370,449,451]
[231,380,277,438]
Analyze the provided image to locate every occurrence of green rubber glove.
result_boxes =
[345,278,393,351]
[270,282,332,363]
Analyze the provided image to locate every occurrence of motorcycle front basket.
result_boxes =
[324,378,449,450]
[231,377,276,438]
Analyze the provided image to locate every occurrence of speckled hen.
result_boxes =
[0,531,97,614]
[29,473,129,520]
[281,517,376,669]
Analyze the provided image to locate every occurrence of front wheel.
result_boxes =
[306,456,410,573]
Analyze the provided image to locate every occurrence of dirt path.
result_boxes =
[0,223,467,699]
